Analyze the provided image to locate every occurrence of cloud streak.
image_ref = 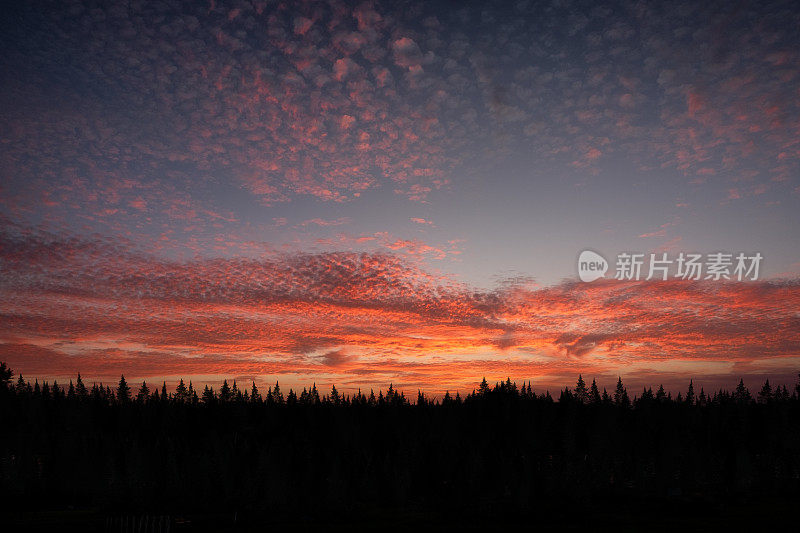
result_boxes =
[2,228,798,392]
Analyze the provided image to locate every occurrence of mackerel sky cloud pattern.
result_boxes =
[2,226,799,392]
[1,0,799,392]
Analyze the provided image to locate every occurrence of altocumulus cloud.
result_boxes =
[1,227,799,391]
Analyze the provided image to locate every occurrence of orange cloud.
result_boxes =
[1,228,798,395]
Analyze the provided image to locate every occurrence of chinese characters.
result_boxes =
[613,252,762,281]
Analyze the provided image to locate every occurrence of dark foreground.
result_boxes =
[2,367,800,530]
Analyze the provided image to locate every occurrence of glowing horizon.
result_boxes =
[1,0,799,395]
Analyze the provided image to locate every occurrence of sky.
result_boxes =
[1,0,799,396]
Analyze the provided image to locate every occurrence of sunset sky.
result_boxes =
[1,0,799,396]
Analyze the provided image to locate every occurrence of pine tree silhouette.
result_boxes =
[175,379,189,403]
[51,380,63,400]
[272,381,284,404]
[250,381,262,404]
[589,379,601,404]
[735,379,752,403]
[613,377,630,407]
[3,359,800,523]
[16,374,27,396]
[0,362,12,391]
[639,387,654,403]
[219,380,231,402]
[75,373,87,399]
[137,381,150,403]
[117,375,131,403]
[202,385,215,404]
[190,381,198,404]
[310,383,320,404]
[287,389,297,406]
[330,384,340,405]
[758,379,773,403]
[386,383,396,404]
[417,390,426,406]
[574,375,588,404]
[780,385,790,402]
[655,384,667,402]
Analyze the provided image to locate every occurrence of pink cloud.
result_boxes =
[1,229,799,394]
[299,217,351,227]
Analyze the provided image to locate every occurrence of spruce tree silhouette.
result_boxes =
[16,374,27,396]
[272,381,284,404]
[417,390,426,406]
[613,377,630,407]
[735,379,752,403]
[136,381,149,403]
[2,360,800,527]
[52,380,63,400]
[478,377,490,396]
[75,373,88,399]
[175,379,189,403]
[639,387,654,403]
[219,379,232,402]
[189,381,198,404]
[590,378,601,404]
[232,380,241,401]
[330,384,340,405]
[116,375,131,403]
[250,381,262,404]
[202,385,215,404]
[574,375,589,404]
[758,379,773,403]
[656,384,667,402]
[0,361,11,391]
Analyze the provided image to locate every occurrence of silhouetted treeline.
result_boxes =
[2,362,800,529]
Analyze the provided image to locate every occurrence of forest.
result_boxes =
[2,362,799,531]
